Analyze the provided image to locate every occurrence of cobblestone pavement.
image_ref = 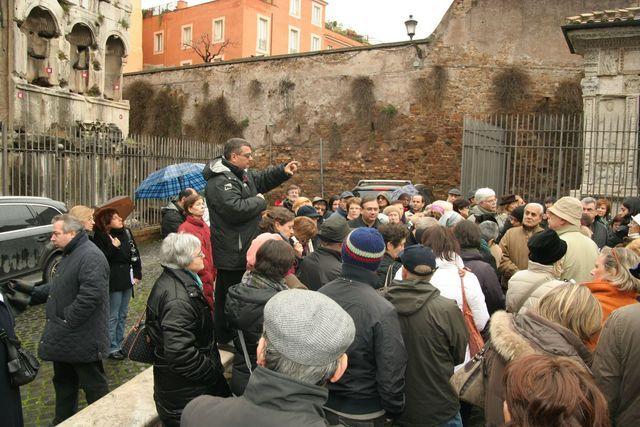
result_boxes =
[14,240,163,427]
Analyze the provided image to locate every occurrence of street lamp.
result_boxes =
[405,15,418,40]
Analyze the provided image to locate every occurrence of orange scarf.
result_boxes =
[584,280,638,350]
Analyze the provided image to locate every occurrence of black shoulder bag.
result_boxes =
[0,328,40,387]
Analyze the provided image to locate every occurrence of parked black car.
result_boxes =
[0,197,67,285]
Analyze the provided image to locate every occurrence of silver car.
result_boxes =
[0,196,67,284]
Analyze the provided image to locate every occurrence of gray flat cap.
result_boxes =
[263,289,355,366]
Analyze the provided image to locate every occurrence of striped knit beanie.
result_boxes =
[341,228,385,271]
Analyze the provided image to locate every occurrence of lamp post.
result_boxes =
[404,15,423,65]
[405,15,418,40]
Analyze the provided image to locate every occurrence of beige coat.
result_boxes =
[498,226,543,280]
[506,261,559,313]
[518,279,565,314]
[556,225,599,283]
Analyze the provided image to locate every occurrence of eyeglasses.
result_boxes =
[238,152,253,159]
[194,252,205,258]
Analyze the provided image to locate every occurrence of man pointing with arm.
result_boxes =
[203,138,299,344]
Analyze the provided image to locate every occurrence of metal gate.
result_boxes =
[461,114,599,201]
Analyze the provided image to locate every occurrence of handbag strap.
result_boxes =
[0,328,20,347]
[237,330,253,374]
[384,262,396,288]
[459,272,471,313]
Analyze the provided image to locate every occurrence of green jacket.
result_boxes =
[384,280,468,426]
[556,225,598,283]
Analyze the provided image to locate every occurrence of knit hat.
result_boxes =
[318,215,350,243]
[341,228,385,271]
[527,229,567,265]
[263,289,356,366]
[399,245,437,276]
[510,206,525,223]
[548,196,582,226]
[246,233,283,271]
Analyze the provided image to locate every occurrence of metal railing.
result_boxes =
[461,113,640,201]
[0,123,222,228]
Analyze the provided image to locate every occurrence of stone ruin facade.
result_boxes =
[0,0,131,133]
[564,8,640,198]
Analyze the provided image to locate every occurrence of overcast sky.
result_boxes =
[141,0,455,44]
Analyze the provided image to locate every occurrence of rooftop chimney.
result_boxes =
[176,0,188,10]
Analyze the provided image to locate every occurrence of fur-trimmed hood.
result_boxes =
[489,311,536,362]
[489,310,592,367]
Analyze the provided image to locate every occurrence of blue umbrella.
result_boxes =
[135,162,207,199]
[390,184,419,201]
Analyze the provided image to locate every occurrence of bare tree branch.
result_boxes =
[183,33,231,63]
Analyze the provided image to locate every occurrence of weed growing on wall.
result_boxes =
[189,95,244,144]
[351,76,375,123]
[416,65,448,109]
[145,87,186,138]
[123,80,156,135]
[248,79,263,99]
[492,67,531,113]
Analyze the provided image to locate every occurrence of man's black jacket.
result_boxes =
[319,264,407,417]
[203,156,290,270]
[38,232,110,363]
[296,246,342,291]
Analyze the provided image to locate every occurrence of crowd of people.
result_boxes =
[2,136,640,427]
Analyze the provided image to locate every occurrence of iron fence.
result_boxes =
[0,123,222,228]
[461,113,640,202]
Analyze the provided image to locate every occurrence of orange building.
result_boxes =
[142,0,364,68]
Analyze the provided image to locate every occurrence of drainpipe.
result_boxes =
[6,0,15,130]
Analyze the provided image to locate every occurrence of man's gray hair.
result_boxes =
[223,137,251,159]
[262,331,339,385]
[52,214,84,233]
[160,233,201,269]
[479,220,499,242]
[525,202,544,214]
[581,197,597,205]
[474,188,496,203]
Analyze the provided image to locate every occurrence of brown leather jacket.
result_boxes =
[593,304,640,427]
[482,310,592,427]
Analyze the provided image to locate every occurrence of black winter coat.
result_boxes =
[296,246,342,291]
[0,294,23,427]
[182,366,336,427]
[38,232,110,363]
[146,267,230,426]
[93,227,142,293]
[460,249,505,315]
[319,264,407,417]
[161,201,186,238]
[225,273,287,396]
[203,157,290,270]
[590,220,609,249]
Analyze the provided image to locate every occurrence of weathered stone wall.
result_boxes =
[123,0,633,199]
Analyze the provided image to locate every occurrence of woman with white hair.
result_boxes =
[146,233,231,426]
